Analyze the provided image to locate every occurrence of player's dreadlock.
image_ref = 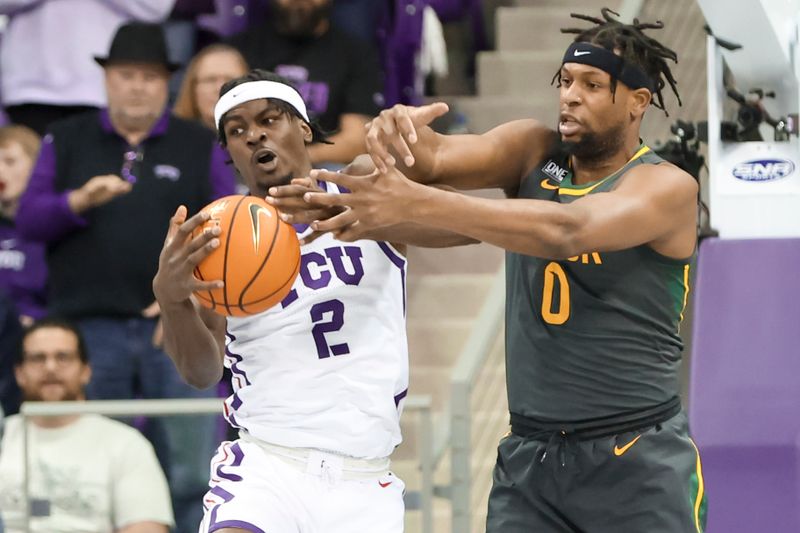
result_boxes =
[553,7,681,115]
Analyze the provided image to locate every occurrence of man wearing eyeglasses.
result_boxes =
[15,22,235,533]
[0,318,174,533]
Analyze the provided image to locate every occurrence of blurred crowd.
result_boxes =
[0,1,484,532]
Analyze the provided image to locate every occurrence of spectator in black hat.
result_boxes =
[16,22,233,533]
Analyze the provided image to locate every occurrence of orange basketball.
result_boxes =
[192,195,300,317]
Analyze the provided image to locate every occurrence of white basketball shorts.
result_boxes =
[198,435,405,533]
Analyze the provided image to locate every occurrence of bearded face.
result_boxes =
[15,327,90,404]
[560,118,627,163]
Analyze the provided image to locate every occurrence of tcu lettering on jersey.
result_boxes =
[222,188,409,459]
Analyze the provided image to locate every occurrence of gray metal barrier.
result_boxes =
[18,396,433,533]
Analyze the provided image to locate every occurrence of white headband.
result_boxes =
[214,80,310,132]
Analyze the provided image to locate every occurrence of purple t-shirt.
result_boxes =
[0,217,47,320]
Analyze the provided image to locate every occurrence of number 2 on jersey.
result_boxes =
[541,262,570,325]
[310,299,350,358]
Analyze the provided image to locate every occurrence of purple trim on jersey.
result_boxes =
[224,329,252,387]
[223,332,251,429]
[377,241,407,315]
[210,485,234,503]
[394,388,408,407]
[377,241,406,269]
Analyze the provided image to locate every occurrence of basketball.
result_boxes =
[192,195,301,317]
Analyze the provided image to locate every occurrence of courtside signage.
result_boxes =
[732,159,795,182]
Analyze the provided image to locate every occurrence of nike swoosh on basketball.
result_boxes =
[379,481,393,488]
[249,202,272,252]
[614,435,642,456]
[540,179,560,190]
[573,50,591,56]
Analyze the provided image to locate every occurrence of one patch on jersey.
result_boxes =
[542,160,569,183]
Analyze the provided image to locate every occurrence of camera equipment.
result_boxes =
[653,120,718,240]
[653,120,705,180]
[723,87,794,142]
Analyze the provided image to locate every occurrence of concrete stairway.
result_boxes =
[449,1,622,134]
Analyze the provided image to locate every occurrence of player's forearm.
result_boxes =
[159,300,224,389]
[364,223,478,248]
[411,185,580,259]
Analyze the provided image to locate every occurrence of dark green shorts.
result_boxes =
[486,411,708,533]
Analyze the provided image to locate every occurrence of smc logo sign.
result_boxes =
[732,159,795,182]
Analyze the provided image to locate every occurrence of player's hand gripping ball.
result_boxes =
[192,195,301,317]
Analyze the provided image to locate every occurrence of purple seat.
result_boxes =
[689,237,800,532]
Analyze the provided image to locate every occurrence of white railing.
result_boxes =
[18,396,434,533]
[447,269,505,533]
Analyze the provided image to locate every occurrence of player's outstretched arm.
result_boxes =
[153,206,226,389]
[350,220,478,248]
[270,165,478,247]
[264,177,344,226]
[304,163,697,259]
[367,103,556,191]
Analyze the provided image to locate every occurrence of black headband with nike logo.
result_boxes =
[561,42,655,92]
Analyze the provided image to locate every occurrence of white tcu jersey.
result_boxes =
[223,199,408,459]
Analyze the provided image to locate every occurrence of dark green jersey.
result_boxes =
[505,144,692,421]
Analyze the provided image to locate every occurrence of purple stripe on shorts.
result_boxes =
[377,242,407,315]
[214,443,244,482]
[210,485,234,503]
[231,442,245,466]
[227,411,241,429]
[394,388,408,407]
[230,393,242,410]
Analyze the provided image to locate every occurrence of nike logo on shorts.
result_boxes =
[613,435,642,456]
